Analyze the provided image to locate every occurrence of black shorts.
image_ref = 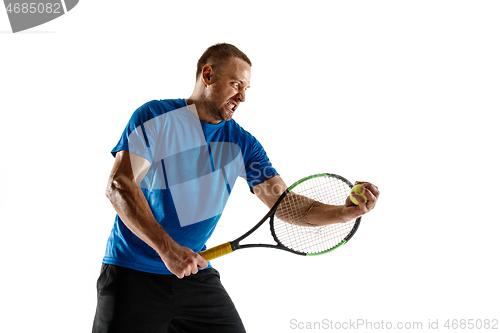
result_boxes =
[92,264,246,333]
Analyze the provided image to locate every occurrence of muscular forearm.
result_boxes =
[276,192,353,227]
[106,176,174,254]
[303,203,352,226]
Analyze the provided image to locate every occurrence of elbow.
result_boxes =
[105,176,129,202]
[105,181,114,201]
[105,179,116,202]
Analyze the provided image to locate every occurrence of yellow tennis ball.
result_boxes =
[350,184,368,205]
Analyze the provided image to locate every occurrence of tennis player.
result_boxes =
[92,43,379,333]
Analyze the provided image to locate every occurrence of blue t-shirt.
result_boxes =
[103,98,279,274]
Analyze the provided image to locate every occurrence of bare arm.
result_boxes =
[253,176,379,227]
[105,150,207,278]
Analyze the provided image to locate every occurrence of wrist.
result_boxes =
[153,233,177,256]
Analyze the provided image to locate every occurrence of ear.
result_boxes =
[201,64,214,86]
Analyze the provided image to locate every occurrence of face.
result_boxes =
[203,57,251,123]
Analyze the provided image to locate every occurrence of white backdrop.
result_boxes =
[1,1,499,332]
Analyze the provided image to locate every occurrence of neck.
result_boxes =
[185,96,222,125]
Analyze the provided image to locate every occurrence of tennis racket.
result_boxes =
[198,173,362,261]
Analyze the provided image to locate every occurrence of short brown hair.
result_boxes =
[196,43,252,80]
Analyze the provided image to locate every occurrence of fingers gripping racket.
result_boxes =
[198,173,361,261]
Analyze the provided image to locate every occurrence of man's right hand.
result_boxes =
[159,241,208,279]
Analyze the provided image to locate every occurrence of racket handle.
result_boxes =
[199,242,233,261]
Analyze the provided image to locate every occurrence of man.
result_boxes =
[92,43,379,333]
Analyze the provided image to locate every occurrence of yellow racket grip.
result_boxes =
[199,242,233,261]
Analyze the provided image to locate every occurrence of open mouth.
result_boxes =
[226,102,237,113]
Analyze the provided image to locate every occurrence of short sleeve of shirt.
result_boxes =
[111,100,173,164]
[241,135,279,192]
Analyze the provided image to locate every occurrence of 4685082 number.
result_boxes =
[6,2,62,14]
[444,319,498,330]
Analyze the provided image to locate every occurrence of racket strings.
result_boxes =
[273,175,357,254]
